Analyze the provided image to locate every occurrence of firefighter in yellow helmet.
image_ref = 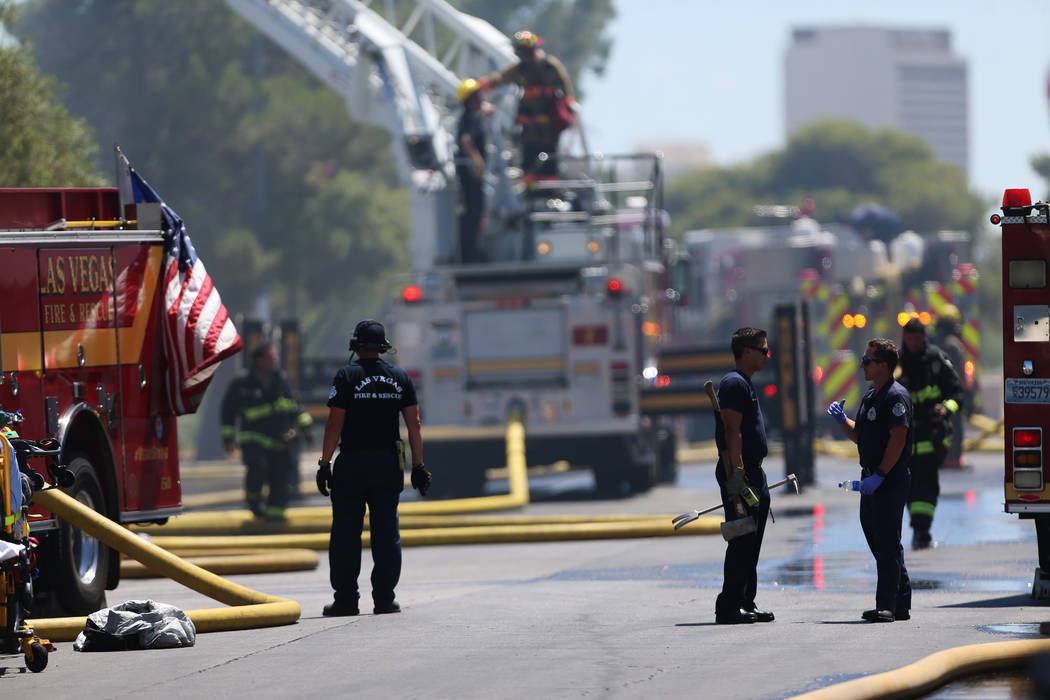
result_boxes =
[479,29,575,185]
[455,77,488,263]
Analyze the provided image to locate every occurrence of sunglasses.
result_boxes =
[861,355,882,366]
[745,345,770,357]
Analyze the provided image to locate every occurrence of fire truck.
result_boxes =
[993,187,1050,599]
[390,155,675,496]
[0,188,185,614]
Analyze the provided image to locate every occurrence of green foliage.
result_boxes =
[0,3,102,186]
[667,120,986,236]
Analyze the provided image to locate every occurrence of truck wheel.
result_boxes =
[50,455,109,615]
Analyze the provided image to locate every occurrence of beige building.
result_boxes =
[785,26,968,176]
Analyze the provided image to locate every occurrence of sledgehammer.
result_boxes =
[671,474,800,534]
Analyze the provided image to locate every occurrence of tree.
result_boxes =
[666,120,986,236]
[0,3,102,186]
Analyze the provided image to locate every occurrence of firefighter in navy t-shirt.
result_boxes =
[714,327,774,625]
[827,337,914,622]
[315,319,430,617]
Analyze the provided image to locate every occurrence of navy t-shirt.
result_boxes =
[856,380,913,476]
[715,370,768,465]
[456,109,486,165]
[327,358,417,452]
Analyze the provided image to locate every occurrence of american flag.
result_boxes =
[127,164,242,415]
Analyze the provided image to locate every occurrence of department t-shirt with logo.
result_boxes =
[327,358,417,452]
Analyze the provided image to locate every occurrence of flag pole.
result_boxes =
[113,144,124,222]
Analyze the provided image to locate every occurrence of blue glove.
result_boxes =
[826,399,847,424]
[859,473,884,495]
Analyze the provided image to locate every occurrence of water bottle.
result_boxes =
[838,480,861,492]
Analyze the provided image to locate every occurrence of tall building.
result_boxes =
[785,26,969,176]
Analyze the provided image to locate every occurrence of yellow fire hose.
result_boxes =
[120,549,319,579]
[27,486,301,642]
[789,637,1050,700]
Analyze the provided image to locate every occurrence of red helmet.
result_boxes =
[512,30,543,50]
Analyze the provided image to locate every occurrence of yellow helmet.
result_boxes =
[512,29,543,49]
[456,77,481,103]
[939,304,961,322]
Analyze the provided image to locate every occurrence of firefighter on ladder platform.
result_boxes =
[221,343,313,519]
[478,29,575,187]
[898,317,963,549]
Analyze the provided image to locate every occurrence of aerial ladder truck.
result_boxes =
[227,0,677,497]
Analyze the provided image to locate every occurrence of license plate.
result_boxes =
[1005,378,1050,403]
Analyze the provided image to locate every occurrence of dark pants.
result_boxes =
[243,445,293,509]
[456,165,485,263]
[907,451,940,534]
[329,451,403,607]
[860,468,912,612]
[714,461,770,615]
[522,140,559,179]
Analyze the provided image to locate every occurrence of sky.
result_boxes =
[582,0,1050,199]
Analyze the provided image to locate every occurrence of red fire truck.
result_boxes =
[994,187,1050,599]
[0,187,187,614]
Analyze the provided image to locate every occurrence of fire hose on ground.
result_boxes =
[26,485,302,642]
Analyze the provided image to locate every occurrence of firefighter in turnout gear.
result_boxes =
[221,343,313,519]
[479,29,575,185]
[898,318,963,549]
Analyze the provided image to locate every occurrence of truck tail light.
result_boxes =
[402,285,422,303]
[1014,428,1041,447]
[606,277,624,297]
[763,383,778,398]
[1012,426,1043,491]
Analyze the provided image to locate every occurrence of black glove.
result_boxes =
[411,463,431,497]
[316,459,332,497]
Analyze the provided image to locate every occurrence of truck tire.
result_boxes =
[50,454,109,615]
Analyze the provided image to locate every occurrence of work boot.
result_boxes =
[263,505,287,522]
[322,601,359,617]
[715,608,757,625]
[248,501,266,519]
[911,529,933,550]
[862,609,895,623]
[373,601,401,615]
[895,609,911,621]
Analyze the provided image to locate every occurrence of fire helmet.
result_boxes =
[456,77,481,103]
[512,29,543,50]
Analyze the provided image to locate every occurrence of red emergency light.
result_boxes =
[1003,189,1032,208]
[763,383,778,399]
[606,277,624,296]
[402,285,423,303]
[1014,429,1041,447]
[654,374,671,388]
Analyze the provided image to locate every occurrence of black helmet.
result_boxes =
[349,318,391,353]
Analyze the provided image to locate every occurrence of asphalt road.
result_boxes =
[2,449,1047,699]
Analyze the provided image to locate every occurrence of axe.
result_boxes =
[672,474,800,535]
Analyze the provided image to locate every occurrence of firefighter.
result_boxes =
[714,327,774,625]
[221,343,313,519]
[932,305,968,470]
[898,317,963,549]
[315,319,430,616]
[827,337,913,622]
[479,29,575,185]
[455,77,488,263]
